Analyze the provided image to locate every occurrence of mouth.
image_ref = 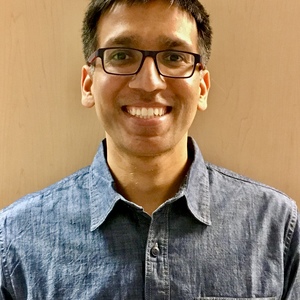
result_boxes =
[123,106,171,119]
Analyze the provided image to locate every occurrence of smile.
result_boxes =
[126,107,169,119]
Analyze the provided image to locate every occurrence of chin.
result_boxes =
[124,139,177,157]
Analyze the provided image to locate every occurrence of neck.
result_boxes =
[106,137,190,215]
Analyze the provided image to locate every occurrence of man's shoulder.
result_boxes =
[0,166,90,222]
[205,162,297,212]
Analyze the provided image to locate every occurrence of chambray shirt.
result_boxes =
[0,138,299,299]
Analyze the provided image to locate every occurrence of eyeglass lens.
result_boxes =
[102,48,196,77]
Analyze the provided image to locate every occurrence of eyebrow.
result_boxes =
[103,34,193,50]
[157,36,192,50]
[103,35,140,47]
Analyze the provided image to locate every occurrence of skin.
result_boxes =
[81,0,210,214]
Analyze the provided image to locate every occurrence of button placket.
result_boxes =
[144,208,170,300]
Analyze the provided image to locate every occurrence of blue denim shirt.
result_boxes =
[0,138,299,299]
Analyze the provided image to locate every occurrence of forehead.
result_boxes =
[96,0,198,51]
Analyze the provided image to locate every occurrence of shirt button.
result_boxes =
[150,243,160,257]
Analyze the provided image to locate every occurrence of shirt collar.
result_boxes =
[89,138,211,231]
[184,137,211,226]
[89,140,120,231]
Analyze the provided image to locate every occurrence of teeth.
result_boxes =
[127,107,167,118]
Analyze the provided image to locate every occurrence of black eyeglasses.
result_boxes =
[87,47,202,78]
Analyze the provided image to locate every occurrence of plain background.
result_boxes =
[1,0,299,208]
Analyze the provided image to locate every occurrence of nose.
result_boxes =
[128,57,166,92]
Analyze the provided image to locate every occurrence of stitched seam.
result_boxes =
[283,201,298,262]
[206,163,289,198]
[0,218,16,299]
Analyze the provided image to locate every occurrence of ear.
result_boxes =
[197,70,210,111]
[81,65,95,108]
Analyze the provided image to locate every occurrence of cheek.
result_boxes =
[91,75,115,111]
[176,74,200,95]
[91,83,111,125]
[172,81,200,129]
[175,79,200,109]
[187,80,201,112]
[91,73,128,102]
[91,74,107,99]
[91,75,128,130]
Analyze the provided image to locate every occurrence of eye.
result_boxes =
[110,50,131,61]
[159,51,192,67]
[104,49,141,68]
[164,52,184,62]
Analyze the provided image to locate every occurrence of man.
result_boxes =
[0,0,299,298]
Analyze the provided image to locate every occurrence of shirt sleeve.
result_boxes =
[0,215,14,300]
[283,207,300,299]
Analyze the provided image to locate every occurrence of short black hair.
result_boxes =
[82,0,212,65]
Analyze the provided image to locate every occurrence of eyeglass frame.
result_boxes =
[87,47,203,79]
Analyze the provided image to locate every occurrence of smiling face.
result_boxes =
[81,0,210,159]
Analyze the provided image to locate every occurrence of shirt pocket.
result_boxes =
[195,298,276,300]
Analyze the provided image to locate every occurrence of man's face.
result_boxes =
[81,0,210,158]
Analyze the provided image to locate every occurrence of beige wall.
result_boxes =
[1,0,299,208]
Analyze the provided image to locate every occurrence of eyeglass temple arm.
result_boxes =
[87,49,101,65]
